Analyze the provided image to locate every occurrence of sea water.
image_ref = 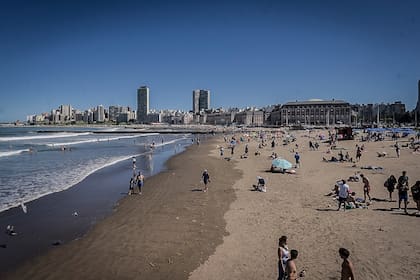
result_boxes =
[0,126,193,213]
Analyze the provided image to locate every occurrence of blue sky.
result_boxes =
[1,0,419,122]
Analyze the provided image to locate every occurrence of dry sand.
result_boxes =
[190,130,420,280]
[4,130,420,280]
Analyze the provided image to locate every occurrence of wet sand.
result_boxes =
[3,137,241,279]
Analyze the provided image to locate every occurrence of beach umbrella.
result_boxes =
[271,158,293,170]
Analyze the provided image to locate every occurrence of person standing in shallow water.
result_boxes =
[339,248,355,280]
[202,169,210,192]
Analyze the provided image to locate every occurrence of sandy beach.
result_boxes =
[3,130,420,279]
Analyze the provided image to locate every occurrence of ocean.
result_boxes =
[0,126,193,213]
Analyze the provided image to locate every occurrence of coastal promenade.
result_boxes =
[4,129,420,279]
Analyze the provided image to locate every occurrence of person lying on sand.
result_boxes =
[377,151,387,157]
[323,156,339,162]
[360,165,383,170]
[347,173,359,182]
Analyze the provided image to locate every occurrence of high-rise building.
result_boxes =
[95,105,105,122]
[137,86,150,123]
[59,104,72,121]
[416,80,420,113]
[192,89,210,113]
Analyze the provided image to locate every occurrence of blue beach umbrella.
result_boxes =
[271,158,293,170]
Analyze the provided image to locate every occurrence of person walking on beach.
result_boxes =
[294,152,300,168]
[395,142,400,158]
[220,146,224,158]
[411,181,420,215]
[136,172,145,195]
[360,174,371,202]
[244,144,249,155]
[339,248,355,280]
[384,175,397,201]
[337,180,350,211]
[278,236,290,280]
[356,146,362,162]
[397,171,409,213]
[202,169,211,192]
[309,141,314,150]
[129,177,136,195]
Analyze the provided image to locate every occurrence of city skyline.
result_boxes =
[1,0,420,122]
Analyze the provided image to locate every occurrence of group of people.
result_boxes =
[278,236,354,280]
[384,171,420,214]
[128,171,145,195]
[333,170,420,215]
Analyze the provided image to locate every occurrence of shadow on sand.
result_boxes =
[315,208,338,212]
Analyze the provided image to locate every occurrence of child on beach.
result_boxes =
[137,172,145,195]
[339,248,355,280]
[285,249,305,279]
[129,177,136,195]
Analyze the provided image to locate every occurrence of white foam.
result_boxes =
[45,133,160,147]
[0,151,154,213]
[0,132,92,142]
[154,137,189,148]
[0,149,30,158]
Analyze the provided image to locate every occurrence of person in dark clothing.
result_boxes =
[202,169,211,192]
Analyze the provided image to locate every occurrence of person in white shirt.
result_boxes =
[337,179,350,211]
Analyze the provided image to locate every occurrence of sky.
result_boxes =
[0,0,420,122]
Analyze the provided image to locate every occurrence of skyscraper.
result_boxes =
[137,86,150,123]
[416,80,420,113]
[192,89,210,113]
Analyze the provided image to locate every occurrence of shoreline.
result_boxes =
[4,129,420,279]
[3,136,242,279]
[0,138,191,275]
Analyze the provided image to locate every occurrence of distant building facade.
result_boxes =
[206,111,235,125]
[280,100,352,126]
[192,89,210,114]
[137,86,150,123]
[235,110,264,126]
